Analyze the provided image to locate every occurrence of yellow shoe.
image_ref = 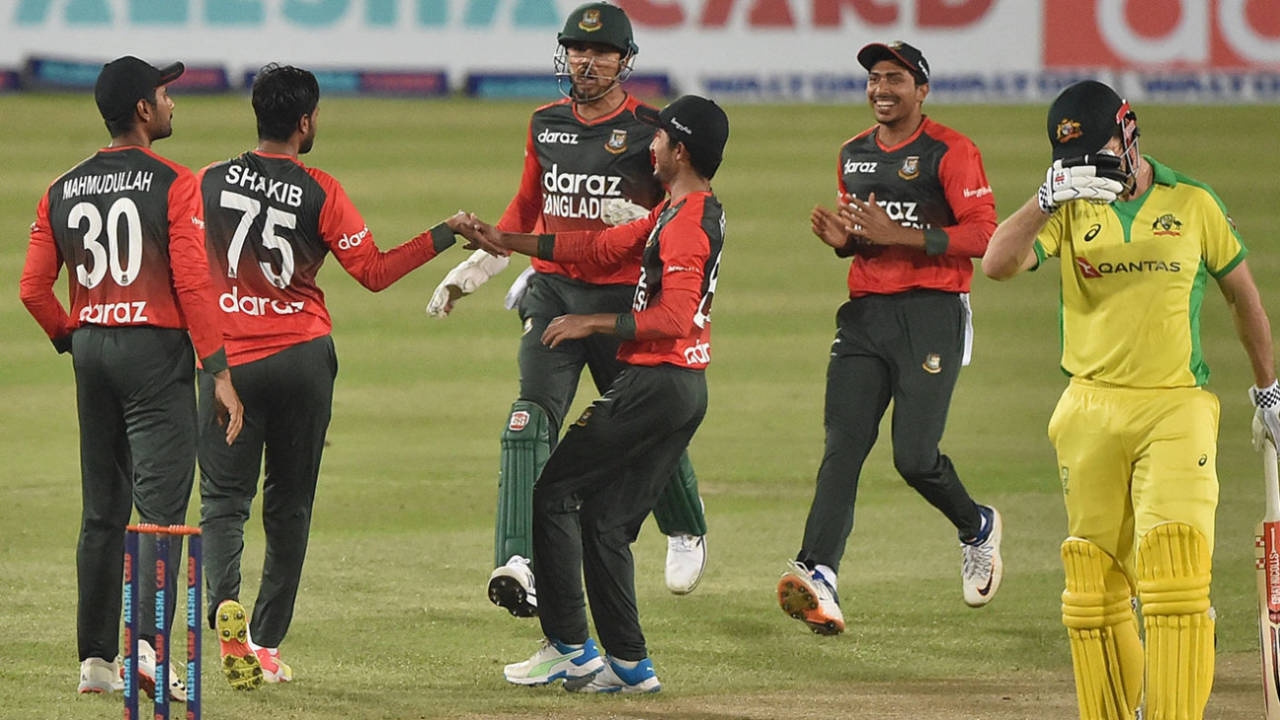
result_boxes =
[215,600,263,691]
[252,645,293,684]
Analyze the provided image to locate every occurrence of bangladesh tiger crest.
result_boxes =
[898,155,920,180]
[922,353,942,374]
[605,129,628,154]
[578,9,601,31]
[1152,213,1182,236]
[1055,118,1083,144]
[574,406,593,427]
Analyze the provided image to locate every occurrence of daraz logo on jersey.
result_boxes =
[1075,257,1183,279]
[542,163,625,220]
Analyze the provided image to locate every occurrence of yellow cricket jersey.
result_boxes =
[1033,156,1246,389]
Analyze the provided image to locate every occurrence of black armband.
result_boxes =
[200,347,229,375]
[834,237,858,258]
[923,228,950,256]
[536,234,556,261]
[614,313,637,340]
[428,223,457,253]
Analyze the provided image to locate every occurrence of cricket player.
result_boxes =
[426,1,709,614]
[464,94,728,693]
[19,55,243,700]
[196,64,486,690]
[778,41,1002,636]
[983,79,1278,720]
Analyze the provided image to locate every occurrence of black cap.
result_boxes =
[857,41,930,83]
[558,2,637,56]
[1047,80,1125,161]
[637,95,729,178]
[94,56,184,122]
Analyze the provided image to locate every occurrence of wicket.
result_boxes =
[123,524,202,720]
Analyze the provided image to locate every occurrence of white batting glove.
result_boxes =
[425,249,510,318]
[1251,381,1280,455]
[1037,155,1126,215]
[600,198,649,226]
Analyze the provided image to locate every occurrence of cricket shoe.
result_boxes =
[489,555,538,617]
[503,637,604,686]
[961,505,1004,608]
[665,533,707,595]
[777,560,844,635]
[78,657,123,694]
[565,656,661,694]
[250,643,294,684]
[215,599,263,690]
[129,638,188,702]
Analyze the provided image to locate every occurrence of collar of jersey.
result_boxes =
[571,93,634,126]
[251,149,304,166]
[1145,155,1177,188]
[874,115,928,153]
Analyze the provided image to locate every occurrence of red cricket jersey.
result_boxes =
[837,116,996,297]
[498,95,664,286]
[550,191,725,369]
[199,151,452,366]
[19,146,226,367]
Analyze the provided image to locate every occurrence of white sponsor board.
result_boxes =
[4,0,1279,101]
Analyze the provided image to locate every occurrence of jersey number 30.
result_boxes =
[68,197,142,289]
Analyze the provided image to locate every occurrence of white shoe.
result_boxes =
[503,637,603,686]
[133,638,188,702]
[777,560,845,635]
[962,505,1003,608]
[78,657,123,694]
[565,655,661,694]
[665,534,707,595]
[488,555,538,617]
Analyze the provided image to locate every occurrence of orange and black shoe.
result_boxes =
[777,560,845,635]
[215,599,263,690]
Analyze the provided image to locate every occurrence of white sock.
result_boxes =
[814,564,838,591]
[612,657,642,669]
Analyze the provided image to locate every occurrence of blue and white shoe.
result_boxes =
[961,505,1003,607]
[503,637,604,686]
[565,656,661,694]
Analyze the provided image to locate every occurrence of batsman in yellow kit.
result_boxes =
[983,80,1280,720]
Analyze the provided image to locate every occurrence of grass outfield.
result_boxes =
[0,94,1274,719]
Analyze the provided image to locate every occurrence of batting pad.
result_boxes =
[651,452,707,537]
[495,401,551,568]
[1136,522,1214,720]
[1061,537,1143,720]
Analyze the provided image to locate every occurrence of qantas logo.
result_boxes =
[1076,257,1183,279]
[1075,258,1103,278]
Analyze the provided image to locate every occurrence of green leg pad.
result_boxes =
[495,401,551,568]
[652,451,707,537]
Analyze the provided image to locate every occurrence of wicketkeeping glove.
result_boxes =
[1037,153,1127,215]
[600,198,649,226]
[1250,381,1280,455]
[425,249,511,318]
